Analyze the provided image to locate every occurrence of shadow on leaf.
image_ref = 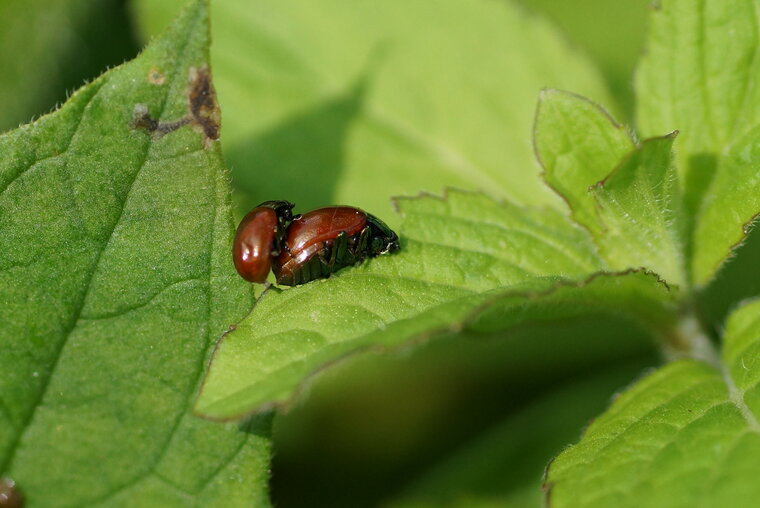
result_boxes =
[229,79,367,218]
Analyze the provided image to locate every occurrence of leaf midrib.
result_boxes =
[0,5,200,481]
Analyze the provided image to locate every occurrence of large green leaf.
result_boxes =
[546,299,760,507]
[636,0,760,285]
[0,1,270,505]
[535,90,685,286]
[196,190,678,420]
[134,0,614,221]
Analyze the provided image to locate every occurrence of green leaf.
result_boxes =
[534,90,635,227]
[546,299,760,507]
[589,134,685,286]
[535,90,685,286]
[693,128,760,285]
[196,190,678,420]
[636,0,760,285]
[0,1,270,505]
[722,299,760,416]
[389,361,656,508]
[134,0,614,221]
[636,0,760,176]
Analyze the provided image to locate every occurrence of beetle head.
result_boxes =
[366,213,400,255]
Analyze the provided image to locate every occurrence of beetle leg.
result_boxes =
[332,231,349,266]
[299,259,311,285]
[316,244,331,266]
[313,244,333,281]
[356,226,371,262]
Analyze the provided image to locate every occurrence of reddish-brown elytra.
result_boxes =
[232,200,294,283]
[272,206,399,286]
[0,478,23,508]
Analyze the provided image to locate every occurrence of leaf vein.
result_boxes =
[0,82,110,475]
[80,277,204,321]
[0,5,201,487]
[0,397,17,431]
[732,0,760,142]
[721,360,760,432]
[569,376,719,471]
[696,0,719,147]
[411,210,598,272]
[196,431,252,495]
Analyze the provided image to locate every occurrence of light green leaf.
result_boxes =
[546,299,760,507]
[693,128,760,285]
[389,361,655,508]
[134,0,614,221]
[0,1,270,505]
[196,190,678,420]
[636,0,760,176]
[722,299,760,416]
[589,134,684,286]
[535,90,685,286]
[535,89,635,227]
[636,0,760,285]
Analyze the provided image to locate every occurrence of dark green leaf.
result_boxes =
[0,1,270,505]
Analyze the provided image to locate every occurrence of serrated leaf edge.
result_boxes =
[194,267,674,422]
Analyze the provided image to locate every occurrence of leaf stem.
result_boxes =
[662,311,720,368]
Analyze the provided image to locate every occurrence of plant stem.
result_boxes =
[662,311,720,368]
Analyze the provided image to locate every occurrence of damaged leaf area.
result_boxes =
[0,1,270,506]
[195,190,678,420]
[133,64,220,147]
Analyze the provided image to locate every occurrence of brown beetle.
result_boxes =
[272,206,399,286]
[232,201,294,282]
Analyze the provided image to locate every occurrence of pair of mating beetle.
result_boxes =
[233,201,400,286]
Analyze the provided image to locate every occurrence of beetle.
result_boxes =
[272,206,400,286]
[232,200,294,283]
[0,477,22,508]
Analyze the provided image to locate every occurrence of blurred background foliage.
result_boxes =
[0,0,139,133]
[5,0,757,506]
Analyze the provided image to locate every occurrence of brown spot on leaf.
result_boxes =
[132,103,158,132]
[187,66,221,144]
[148,67,166,85]
[131,66,220,148]
[0,478,23,508]
[131,104,190,139]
